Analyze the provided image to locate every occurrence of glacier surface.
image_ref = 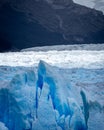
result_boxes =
[0,50,104,130]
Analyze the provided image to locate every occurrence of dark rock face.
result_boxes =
[0,37,12,52]
[0,0,104,51]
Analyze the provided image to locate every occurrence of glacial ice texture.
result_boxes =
[0,51,104,130]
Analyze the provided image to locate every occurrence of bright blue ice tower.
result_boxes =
[36,60,88,130]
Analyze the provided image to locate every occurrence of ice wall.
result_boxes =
[36,60,87,130]
[0,68,36,130]
[0,61,104,130]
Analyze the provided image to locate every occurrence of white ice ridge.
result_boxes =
[0,50,104,68]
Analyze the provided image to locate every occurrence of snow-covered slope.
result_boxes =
[0,49,104,130]
[22,44,104,51]
[73,0,104,13]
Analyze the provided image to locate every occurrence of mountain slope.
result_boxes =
[0,0,104,51]
[73,0,104,13]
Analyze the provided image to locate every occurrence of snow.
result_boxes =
[0,46,104,130]
[73,0,95,8]
[73,0,104,13]
[0,50,104,69]
[22,44,104,51]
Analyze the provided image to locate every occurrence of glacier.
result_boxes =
[0,49,104,130]
[37,60,87,130]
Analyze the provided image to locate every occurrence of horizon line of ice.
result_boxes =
[0,50,104,69]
